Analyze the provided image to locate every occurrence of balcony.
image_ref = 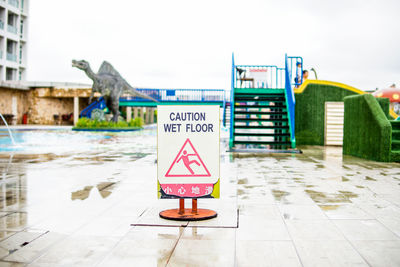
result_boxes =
[0,21,3,30]
[8,0,19,8]
[6,52,16,62]
[7,24,17,34]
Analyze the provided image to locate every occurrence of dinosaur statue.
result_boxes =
[72,59,157,122]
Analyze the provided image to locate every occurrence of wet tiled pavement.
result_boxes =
[1,126,400,266]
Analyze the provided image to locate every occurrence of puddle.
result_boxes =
[243,185,262,189]
[71,182,118,200]
[319,205,340,211]
[71,186,94,200]
[365,176,377,181]
[305,190,351,204]
[338,191,358,199]
[271,189,290,202]
[293,178,304,184]
[238,178,248,185]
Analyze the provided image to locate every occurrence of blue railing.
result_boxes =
[285,54,296,148]
[120,88,225,103]
[229,53,235,144]
[233,65,285,89]
[287,56,303,88]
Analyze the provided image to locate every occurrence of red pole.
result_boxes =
[192,198,198,214]
[179,198,185,214]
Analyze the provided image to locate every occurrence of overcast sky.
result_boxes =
[27,0,400,91]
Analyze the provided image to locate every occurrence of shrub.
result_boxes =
[75,117,143,129]
[128,117,144,127]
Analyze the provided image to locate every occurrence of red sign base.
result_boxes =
[159,199,217,221]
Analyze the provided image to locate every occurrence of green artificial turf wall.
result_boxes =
[295,84,358,145]
[376,97,390,119]
[343,94,391,162]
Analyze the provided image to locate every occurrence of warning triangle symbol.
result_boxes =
[165,138,211,177]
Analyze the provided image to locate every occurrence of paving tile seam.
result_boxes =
[0,230,21,243]
[165,226,186,267]
[329,220,376,266]
[274,198,305,267]
[0,230,51,263]
[93,229,139,267]
[132,224,238,229]
[355,204,400,240]
[25,231,73,265]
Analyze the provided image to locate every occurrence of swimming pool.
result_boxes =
[0,126,157,155]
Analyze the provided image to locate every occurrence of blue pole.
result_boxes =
[229,52,235,148]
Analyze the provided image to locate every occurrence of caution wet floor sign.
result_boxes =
[157,105,220,199]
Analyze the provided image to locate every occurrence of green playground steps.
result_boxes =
[391,121,400,161]
[230,88,292,149]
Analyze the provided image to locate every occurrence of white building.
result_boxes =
[0,0,28,81]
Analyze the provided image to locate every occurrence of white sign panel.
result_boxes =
[157,105,220,198]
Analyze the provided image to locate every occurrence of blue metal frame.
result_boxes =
[229,53,235,148]
[285,54,296,148]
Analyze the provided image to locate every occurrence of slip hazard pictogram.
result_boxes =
[165,138,211,177]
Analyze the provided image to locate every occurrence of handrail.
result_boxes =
[229,53,235,147]
[234,64,285,89]
[285,54,296,148]
[120,88,225,103]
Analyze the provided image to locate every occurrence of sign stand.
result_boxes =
[159,198,217,221]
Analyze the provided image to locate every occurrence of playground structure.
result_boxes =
[76,54,400,161]
[228,54,302,150]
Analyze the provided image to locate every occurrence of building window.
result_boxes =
[7,11,18,34]
[6,67,15,80]
[8,0,19,9]
[6,39,17,62]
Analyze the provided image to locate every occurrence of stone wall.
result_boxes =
[0,87,29,124]
[0,86,92,125]
[28,96,75,125]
